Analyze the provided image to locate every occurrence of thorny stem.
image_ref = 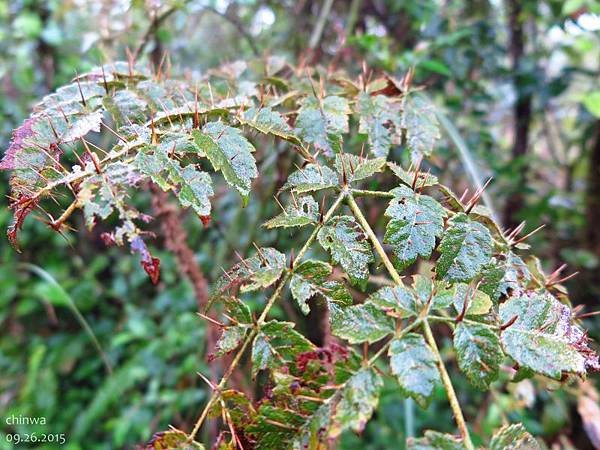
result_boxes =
[423,321,475,450]
[351,188,395,199]
[346,194,402,285]
[187,192,346,442]
[347,192,475,449]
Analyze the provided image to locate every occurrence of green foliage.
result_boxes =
[389,333,440,407]
[384,185,446,269]
[318,215,374,288]
[1,54,598,450]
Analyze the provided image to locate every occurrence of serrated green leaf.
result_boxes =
[292,402,333,450]
[385,185,446,269]
[357,93,402,158]
[193,122,257,204]
[499,291,589,378]
[334,153,386,183]
[367,284,418,316]
[436,213,493,283]
[135,144,213,217]
[412,275,454,310]
[104,90,148,123]
[211,325,248,360]
[401,93,440,163]
[452,284,493,316]
[388,162,439,188]
[289,259,331,314]
[295,95,350,155]
[329,302,394,344]
[282,163,338,193]
[454,322,502,389]
[489,423,540,450]
[240,106,301,145]
[251,321,314,377]
[318,215,374,288]
[264,195,319,229]
[289,259,329,312]
[142,429,205,450]
[214,248,286,294]
[331,368,382,436]
[389,333,440,407]
[407,430,465,450]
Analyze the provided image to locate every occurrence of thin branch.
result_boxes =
[203,6,260,56]
[423,321,475,450]
[309,0,335,49]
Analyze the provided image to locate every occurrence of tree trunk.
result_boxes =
[503,0,533,230]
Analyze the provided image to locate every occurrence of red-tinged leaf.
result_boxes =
[142,257,161,285]
[131,236,161,284]
[140,429,204,449]
[200,215,211,227]
[7,195,38,250]
[0,117,36,170]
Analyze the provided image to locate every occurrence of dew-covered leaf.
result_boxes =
[330,368,382,436]
[401,93,440,163]
[499,291,599,378]
[367,284,419,317]
[436,213,493,283]
[388,162,439,188]
[389,333,440,407]
[289,259,333,314]
[282,163,338,193]
[451,284,493,316]
[214,247,286,294]
[334,153,386,183]
[135,144,213,218]
[489,423,540,450]
[210,325,249,360]
[193,122,257,204]
[407,431,465,450]
[141,429,205,450]
[295,95,350,155]
[329,302,394,344]
[454,321,502,389]
[480,252,531,301]
[357,93,402,158]
[104,89,148,123]
[385,185,446,269]
[240,106,301,145]
[263,195,319,229]
[318,215,374,288]
[251,321,314,377]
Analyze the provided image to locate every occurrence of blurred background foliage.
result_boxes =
[1,0,599,449]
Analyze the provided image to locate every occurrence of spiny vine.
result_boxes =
[1,57,598,449]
